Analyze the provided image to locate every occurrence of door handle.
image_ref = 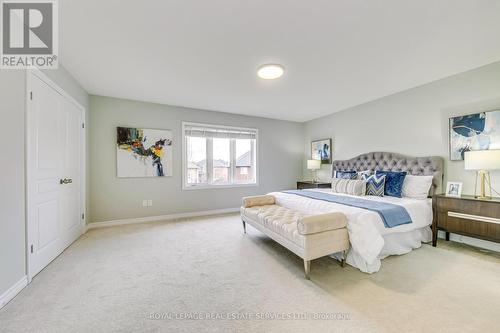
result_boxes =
[59,178,73,185]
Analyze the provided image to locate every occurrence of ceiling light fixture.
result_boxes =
[257,64,284,80]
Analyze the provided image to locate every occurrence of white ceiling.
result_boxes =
[60,0,500,122]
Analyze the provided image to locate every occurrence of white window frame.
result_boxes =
[182,121,259,190]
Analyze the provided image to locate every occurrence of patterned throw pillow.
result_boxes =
[331,178,366,196]
[375,171,407,198]
[336,170,358,179]
[363,173,386,196]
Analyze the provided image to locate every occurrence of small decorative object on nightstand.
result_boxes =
[296,181,331,190]
[432,194,500,246]
[307,159,321,182]
[445,181,463,197]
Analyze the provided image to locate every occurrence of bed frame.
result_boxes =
[332,152,444,196]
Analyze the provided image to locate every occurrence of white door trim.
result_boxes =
[0,276,28,310]
[25,68,86,283]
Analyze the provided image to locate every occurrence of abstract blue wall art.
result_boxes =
[311,138,332,164]
[449,110,500,160]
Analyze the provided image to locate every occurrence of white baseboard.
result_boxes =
[86,207,240,231]
[0,276,28,310]
[437,230,500,252]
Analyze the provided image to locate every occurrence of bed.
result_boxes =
[270,152,444,273]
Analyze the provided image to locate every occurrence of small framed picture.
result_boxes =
[445,181,463,197]
[311,139,332,164]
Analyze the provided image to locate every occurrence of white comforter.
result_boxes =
[268,189,433,273]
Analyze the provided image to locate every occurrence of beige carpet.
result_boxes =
[1,213,499,333]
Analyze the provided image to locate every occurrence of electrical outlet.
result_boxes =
[142,200,148,207]
[148,199,153,207]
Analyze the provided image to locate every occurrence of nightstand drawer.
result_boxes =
[439,212,500,241]
[436,197,481,215]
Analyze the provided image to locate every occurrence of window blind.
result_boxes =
[184,123,257,140]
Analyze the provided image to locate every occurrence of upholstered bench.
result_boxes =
[240,195,350,279]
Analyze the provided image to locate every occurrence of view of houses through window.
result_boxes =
[184,123,257,188]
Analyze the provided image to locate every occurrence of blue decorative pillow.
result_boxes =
[363,174,386,196]
[375,171,407,197]
[336,170,358,179]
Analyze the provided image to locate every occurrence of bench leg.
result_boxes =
[341,250,346,268]
[304,260,310,279]
[242,220,246,234]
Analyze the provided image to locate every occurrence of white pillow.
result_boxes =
[357,170,371,180]
[402,175,433,199]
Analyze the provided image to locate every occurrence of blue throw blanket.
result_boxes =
[282,190,412,228]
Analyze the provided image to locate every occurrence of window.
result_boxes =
[183,122,258,189]
[186,136,207,184]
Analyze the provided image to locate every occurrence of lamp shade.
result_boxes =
[464,150,500,170]
[307,159,321,170]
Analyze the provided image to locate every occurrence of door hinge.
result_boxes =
[30,244,34,253]
[82,213,85,220]
[30,91,33,100]
[82,123,85,129]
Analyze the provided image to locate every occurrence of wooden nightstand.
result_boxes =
[296,181,331,190]
[432,194,500,246]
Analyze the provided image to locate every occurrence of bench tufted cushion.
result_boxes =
[332,152,443,195]
[243,205,305,244]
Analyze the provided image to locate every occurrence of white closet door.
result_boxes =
[59,97,83,249]
[27,73,84,278]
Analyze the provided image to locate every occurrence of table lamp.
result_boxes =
[307,159,321,183]
[464,150,500,199]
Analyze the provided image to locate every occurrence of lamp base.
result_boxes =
[311,170,318,183]
[474,170,492,199]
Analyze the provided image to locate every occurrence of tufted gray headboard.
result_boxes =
[332,152,444,196]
